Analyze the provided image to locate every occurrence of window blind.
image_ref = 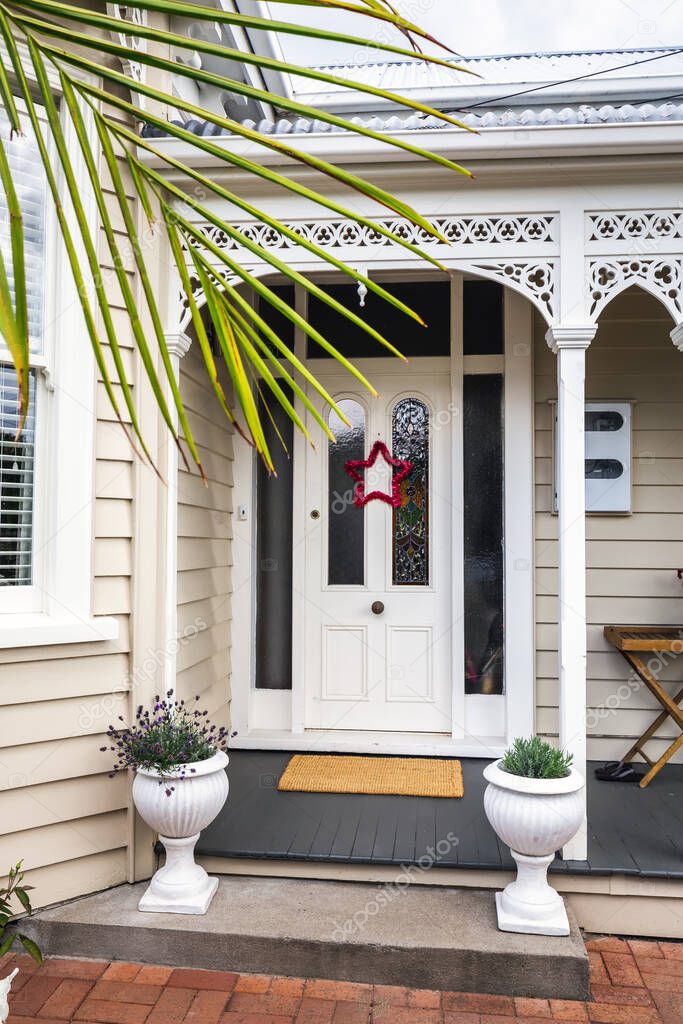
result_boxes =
[0,366,36,586]
[0,101,47,589]
[0,106,47,355]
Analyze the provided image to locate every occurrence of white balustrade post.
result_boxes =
[546,324,597,862]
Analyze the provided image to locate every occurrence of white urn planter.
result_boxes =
[0,968,19,1024]
[133,750,229,915]
[483,759,585,936]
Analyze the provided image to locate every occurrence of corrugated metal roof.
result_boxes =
[303,47,683,95]
[156,45,683,140]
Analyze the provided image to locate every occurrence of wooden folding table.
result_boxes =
[604,626,683,788]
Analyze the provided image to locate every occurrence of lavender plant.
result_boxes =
[102,692,232,795]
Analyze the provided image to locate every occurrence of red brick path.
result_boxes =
[1,937,681,1024]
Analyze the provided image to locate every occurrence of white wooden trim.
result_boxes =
[0,88,117,644]
[502,290,536,744]
[463,355,505,374]
[290,283,308,735]
[229,399,256,741]
[163,330,191,695]
[546,324,597,862]
[146,123,683,178]
[230,730,506,758]
[450,273,466,740]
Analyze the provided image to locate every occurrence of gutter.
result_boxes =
[137,119,683,177]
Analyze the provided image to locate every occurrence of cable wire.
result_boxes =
[453,46,683,111]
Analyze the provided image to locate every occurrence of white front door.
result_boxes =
[303,364,453,733]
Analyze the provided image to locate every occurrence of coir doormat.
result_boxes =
[277,754,463,798]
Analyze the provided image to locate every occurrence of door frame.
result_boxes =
[229,269,535,756]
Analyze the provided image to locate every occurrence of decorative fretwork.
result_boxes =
[587,210,683,244]
[471,260,556,320]
[107,4,147,88]
[587,257,683,319]
[181,257,558,325]
[199,214,558,254]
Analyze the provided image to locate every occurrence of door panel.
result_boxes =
[303,368,452,734]
[386,626,433,702]
[322,626,368,700]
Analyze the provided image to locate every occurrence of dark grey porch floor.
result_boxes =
[197,752,683,880]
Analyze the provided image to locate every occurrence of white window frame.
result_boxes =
[0,49,118,647]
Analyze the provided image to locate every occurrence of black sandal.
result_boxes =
[594,761,643,782]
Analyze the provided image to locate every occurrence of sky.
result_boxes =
[269,0,683,66]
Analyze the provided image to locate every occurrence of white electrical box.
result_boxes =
[553,402,632,514]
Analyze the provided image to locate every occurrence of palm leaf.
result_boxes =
[16,0,460,57]
[0,12,141,456]
[0,0,470,473]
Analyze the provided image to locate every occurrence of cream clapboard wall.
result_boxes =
[0,125,142,907]
[535,286,683,762]
[175,341,233,732]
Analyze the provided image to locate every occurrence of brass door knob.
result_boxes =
[371,601,385,615]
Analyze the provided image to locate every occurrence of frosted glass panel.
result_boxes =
[392,398,429,586]
[328,400,365,585]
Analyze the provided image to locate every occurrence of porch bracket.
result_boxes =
[545,323,598,863]
[165,330,192,360]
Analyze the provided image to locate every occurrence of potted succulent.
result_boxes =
[103,692,230,915]
[483,737,585,936]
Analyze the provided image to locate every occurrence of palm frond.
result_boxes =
[0,0,470,475]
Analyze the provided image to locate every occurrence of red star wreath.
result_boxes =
[344,440,413,508]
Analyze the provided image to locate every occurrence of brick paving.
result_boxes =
[1,937,681,1024]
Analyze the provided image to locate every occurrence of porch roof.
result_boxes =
[162,42,683,138]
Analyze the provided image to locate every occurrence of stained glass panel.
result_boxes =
[328,400,365,585]
[392,398,429,586]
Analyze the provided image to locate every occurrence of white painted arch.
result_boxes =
[179,256,557,334]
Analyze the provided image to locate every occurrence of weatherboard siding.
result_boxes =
[176,341,233,734]
[534,287,683,763]
[0,160,138,908]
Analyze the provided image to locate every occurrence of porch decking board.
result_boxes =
[349,795,381,861]
[370,797,401,863]
[197,752,683,879]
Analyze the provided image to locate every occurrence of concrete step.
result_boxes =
[24,877,589,1000]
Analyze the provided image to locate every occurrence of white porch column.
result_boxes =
[545,324,597,862]
[163,330,192,697]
